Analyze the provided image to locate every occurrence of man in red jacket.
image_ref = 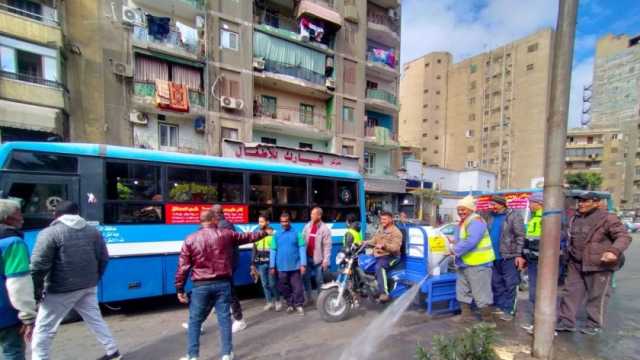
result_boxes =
[175,211,269,360]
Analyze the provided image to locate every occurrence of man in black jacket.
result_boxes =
[30,201,120,360]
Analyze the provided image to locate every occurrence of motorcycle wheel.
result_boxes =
[317,287,352,322]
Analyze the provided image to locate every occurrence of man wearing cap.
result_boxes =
[556,192,631,335]
[487,195,526,321]
[451,195,496,325]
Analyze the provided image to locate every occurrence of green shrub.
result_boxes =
[416,324,498,360]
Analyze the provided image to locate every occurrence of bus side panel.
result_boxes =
[164,254,193,294]
[233,249,254,286]
[100,256,164,302]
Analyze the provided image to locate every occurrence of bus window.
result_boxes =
[105,162,163,224]
[337,181,357,206]
[106,162,161,201]
[7,182,67,229]
[311,178,335,206]
[249,174,272,204]
[273,175,306,205]
[167,167,212,202]
[211,170,243,203]
[6,151,77,173]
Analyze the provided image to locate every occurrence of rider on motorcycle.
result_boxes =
[343,213,362,249]
[365,211,403,303]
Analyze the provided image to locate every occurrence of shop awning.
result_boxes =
[0,100,62,134]
[296,0,343,28]
[365,176,406,194]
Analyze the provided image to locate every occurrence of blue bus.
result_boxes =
[0,142,365,303]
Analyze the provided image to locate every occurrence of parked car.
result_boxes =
[623,220,640,233]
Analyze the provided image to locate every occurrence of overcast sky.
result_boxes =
[400,0,640,128]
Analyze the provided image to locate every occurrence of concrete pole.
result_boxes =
[532,0,578,358]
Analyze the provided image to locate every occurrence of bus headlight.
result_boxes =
[335,252,346,265]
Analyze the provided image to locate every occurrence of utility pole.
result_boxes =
[533,0,578,358]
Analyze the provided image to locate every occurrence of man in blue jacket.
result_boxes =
[270,212,306,315]
[0,199,37,360]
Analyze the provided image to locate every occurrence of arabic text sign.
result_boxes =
[476,193,532,210]
[165,204,249,224]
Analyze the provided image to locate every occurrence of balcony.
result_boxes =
[253,105,332,140]
[295,0,343,29]
[0,70,66,109]
[0,2,62,47]
[253,15,334,54]
[134,0,206,17]
[366,51,399,80]
[368,0,401,8]
[366,88,398,113]
[367,12,400,47]
[364,126,399,149]
[132,81,205,116]
[132,25,204,61]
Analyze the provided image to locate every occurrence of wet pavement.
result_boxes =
[44,234,640,360]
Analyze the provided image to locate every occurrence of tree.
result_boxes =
[565,172,603,190]
[410,188,442,224]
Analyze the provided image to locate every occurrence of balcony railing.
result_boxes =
[0,70,64,89]
[366,52,398,71]
[133,25,202,57]
[367,12,399,34]
[364,125,398,146]
[254,104,330,128]
[366,88,397,106]
[261,58,326,86]
[133,81,205,108]
[0,2,59,25]
[181,0,206,10]
[254,11,334,50]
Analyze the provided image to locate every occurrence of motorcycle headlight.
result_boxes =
[335,252,346,265]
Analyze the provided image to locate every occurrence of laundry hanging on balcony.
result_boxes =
[146,14,171,40]
[371,48,396,68]
[299,16,324,42]
[176,21,199,48]
[155,79,189,112]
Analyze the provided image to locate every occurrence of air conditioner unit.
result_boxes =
[129,111,148,125]
[388,8,399,20]
[220,96,244,110]
[122,6,142,26]
[325,78,336,90]
[112,61,133,77]
[253,57,265,71]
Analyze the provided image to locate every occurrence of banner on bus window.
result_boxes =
[475,192,532,211]
[165,204,249,224]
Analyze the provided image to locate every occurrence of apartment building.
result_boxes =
[0,0,67,141]
[400,29,554,189]
[565,127,626,206]
[589,33,640,209]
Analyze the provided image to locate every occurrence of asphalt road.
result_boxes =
[39,234,640,360]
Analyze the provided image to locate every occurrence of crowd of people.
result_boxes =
[451,192,631,337]
[0,189,632,360]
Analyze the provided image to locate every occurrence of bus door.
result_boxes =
[1,173,80,243]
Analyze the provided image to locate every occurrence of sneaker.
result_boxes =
[555,322,577,332]
[179,357,197,360]
[286,306,294,313]
[221,353,234,360]
[274,301,283,312]
[296,306,305,316]
[263,302,274,311]
[97,352,122,360]
[521,324,534,334]
[499,312,514,322]
[231,319,247,333]
[581,327,602,336]
[492,309,505,315]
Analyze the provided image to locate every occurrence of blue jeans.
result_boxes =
[303,257,324,293]
[491,258,521,314]
[375,256,396,295]
[187,280,232,358]
[528,260,538,304]
[0,324,24,360]
[256,263,280,302]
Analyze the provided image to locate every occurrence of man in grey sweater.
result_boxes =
[30,201,120,360]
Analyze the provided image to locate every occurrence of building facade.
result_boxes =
[0,0,68,141]
[565,127,626,206]
[589,33,640,209]
[399,29,554,190]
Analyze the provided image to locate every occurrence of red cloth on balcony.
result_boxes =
[169,82,189,112]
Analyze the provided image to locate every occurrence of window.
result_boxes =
[526,64,535,71]
[527,43,539,53]
[470,64,477,73]
[435,105,440,110]
[300,103,314,124]
[422,133,428,138]
[436,90,440,95]
[467,146,475,153]
[261,137,277,145]
[342,106,354,122]
[470,80,477,90]
[159,123,178,148]
[437,59,441,64]
[434,150,439,154]
[105,162,163,224]
[299,142,313,150]
[424,89,429,93]
[211,170,243,203]
[273,175,306,205]
[250,174,308,222]
[436,75,441,80]
[469,97,476,105]
[435,136,439,140]
[0,37,59,84]
[250,173,273,205]
[469,114,476,121]
[342,145,354,155]
[6,151,77,173]
[423,104,428,108]
[312,178,334,206]
[466,161,475,168]
[8,182,67,229]
[220,29,239,50]
[7,0,42,20]
[167,167,213,202]
[425,62,430,68]
[364,151,376,174]
[423,118,428,123]
[466,130,475,138]
[366,80,378,89]
[260,95,277,116]
[221,127,239,140]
